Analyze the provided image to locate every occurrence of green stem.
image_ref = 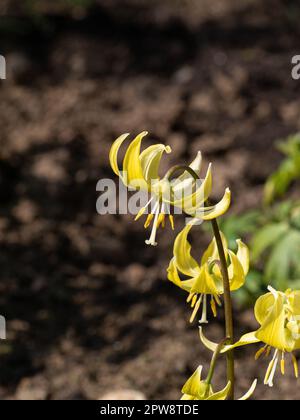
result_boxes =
[166,164,235,399]
[210,218,235,400]
[205,337,228,386]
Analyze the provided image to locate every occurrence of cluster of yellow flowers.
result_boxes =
[109,132,300,400]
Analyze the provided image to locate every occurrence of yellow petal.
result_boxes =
[238,379,257,400]
[199,327,260,353]
[227,250,246,291]
[172,152,202,198]
[173,222,200,277]
[109,133,130,176]
[198,327,219,352]
[254,291,276,326]
[255,288,293,352]
[174,151,202,185]
[287,290,300,316]
[180,394,195,400]
[184,164,213,210]
[201,232,228,266]
[191,265,220,295]
[224,332,261,352]
[123,131,148,189]
[186,151,202,176]
[236,239,250,275]
[181,366,203,397]
[140,143,171,184]
[286,290,300,351]
[206,381,231,400]
[181,367,213,400]
[201,188,231,220]
[167,258,195,293]
[171,164,212,210]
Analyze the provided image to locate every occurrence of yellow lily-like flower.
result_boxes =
[181,365,257,400]
[167,221,249,323]
[200,286,300,387]
[109,132,231,246]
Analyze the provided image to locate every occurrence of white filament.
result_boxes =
[145,202,160,246]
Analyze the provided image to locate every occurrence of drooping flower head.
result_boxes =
[167,221,249,323]
[181,365,257,400]
[109,132,231,246]
[200,286,300,387]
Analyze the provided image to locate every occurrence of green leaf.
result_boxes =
[264,160,298,204]
[265,229,300,290]
[218,211,259,250]
[251,222,289,261]
[264,133,300,204]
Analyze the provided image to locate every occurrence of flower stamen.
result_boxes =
[199,294,208,324]
[157,213,165,229]
[135,197,154,222]
[210,295,217,318]
[189,295,203,323]
[255,344,268,361]
[145,202,160,246]
[265,346,271,358]
[264,349,279,387]
[214,294,222,307]
[186,292,194,303]
[144,214,154,228]
[191,294,198,308]
[169,215,175,230]
[292,353,299,378]
[281,352,285,376]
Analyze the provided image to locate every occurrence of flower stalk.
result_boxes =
[205,337,228,387]
[166,164,235,399]
[210,217,235,400]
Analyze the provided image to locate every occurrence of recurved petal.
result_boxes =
[199,188,231,220]
[199,327,260,353]
[140,143,171,184]
[228,250,246,291]
[109,133,130,176]
[224,332,260,352]
[236,239,250,276]
[198,327,219,352]
[188,151,203,175]
[206,382,231,401]
[167,258,195,293]
[287,290,300,316]
[238,379,257,400]
[123,131,148,189]
[171,164,212,210]
[254,291,276,326]
[181,366,203,398]
[255,288,293,351]
[173,222,200,277]
[175,151,202,186]
[200,237,218,266]
[201,232,228,266]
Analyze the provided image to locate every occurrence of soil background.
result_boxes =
[0,0,300,400]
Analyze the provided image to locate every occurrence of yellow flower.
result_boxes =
[167,221,249,323]
[109,132,231,246]
[200,286,300,387]
[181,365,257,400]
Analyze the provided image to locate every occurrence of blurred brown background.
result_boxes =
[0,0,300,400]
